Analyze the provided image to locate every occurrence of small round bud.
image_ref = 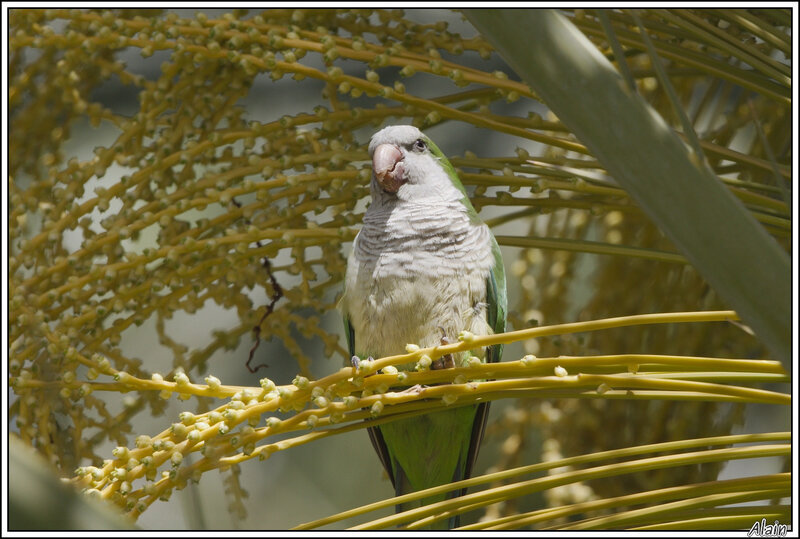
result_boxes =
[442,393,458,406]
[521,354,537,366]
[314,396,329,408]
[136,435,151,448]
[343,396,358,409]
[357,357,375,374]
[416,355,432,370]
[370,401,384,417]
[112,467,127,481]
[458,330,475,343]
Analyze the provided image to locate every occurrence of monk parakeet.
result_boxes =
[341,125,506,529]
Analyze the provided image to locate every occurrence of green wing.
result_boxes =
[343,315,355,360]
[486,237,507,361]
[463,236,506,484]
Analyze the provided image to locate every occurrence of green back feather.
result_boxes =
[343,314,355,358]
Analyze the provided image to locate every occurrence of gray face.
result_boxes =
[367,125,464,207]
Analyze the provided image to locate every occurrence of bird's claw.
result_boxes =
[437,325,452,345]
[432,354,455,370]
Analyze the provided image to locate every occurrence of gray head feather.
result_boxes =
[367,125,464,206]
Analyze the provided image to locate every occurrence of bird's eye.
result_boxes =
[412,139,427,152]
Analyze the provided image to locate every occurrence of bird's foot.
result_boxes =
[432,354,455,370]
[433,327,455,369]
[398,384,424,395]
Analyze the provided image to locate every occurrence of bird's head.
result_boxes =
[367,125,470,206]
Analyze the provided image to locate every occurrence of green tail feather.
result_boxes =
[378,405,479,529]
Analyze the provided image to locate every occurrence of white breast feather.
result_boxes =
[343,200,494,362]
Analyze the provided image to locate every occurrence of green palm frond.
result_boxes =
[304,434,789,529]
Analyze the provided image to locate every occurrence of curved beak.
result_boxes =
[372,143,406,193]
